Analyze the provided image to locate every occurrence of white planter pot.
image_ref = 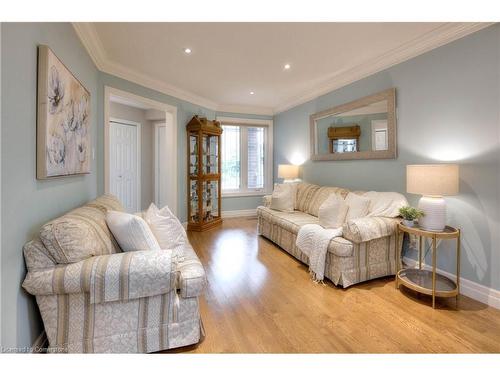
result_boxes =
[402,219,415,227]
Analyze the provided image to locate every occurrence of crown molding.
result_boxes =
[73,22,221,112]
[73,23,273,115]
[72,22,108,70]
[273,22,494,114]
[74,22,494,117]
[216,103,273,116]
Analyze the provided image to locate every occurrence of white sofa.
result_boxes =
[257,183,404,287]
[22,195,206,353]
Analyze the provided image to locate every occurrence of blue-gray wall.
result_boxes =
[1,23,100,348]
[274,25,500,291]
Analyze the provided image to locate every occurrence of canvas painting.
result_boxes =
[37,45,91,179]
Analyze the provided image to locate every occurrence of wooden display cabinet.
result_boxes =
[186,116,223,231]
[327,124,360,153]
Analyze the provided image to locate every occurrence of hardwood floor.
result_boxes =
[169,218,500,353]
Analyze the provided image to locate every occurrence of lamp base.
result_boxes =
[418,196,446,231]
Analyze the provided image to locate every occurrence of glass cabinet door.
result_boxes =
[189,180,199,223]
[189,133,199,176]
[202,180,219,222]
[202,134,219,175]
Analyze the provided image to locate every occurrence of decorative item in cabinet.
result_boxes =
[186,115,223,231]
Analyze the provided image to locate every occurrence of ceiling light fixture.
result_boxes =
[184,48,192,54]
[250,91,255,95]
[284,63,291,70]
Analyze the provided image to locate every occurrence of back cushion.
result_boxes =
[39,195,123,264]
[295,183,349,216]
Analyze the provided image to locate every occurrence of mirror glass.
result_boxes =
[310,88,396,161]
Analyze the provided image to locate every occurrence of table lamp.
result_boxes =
[278,164,299,183]
[406,164,459,231]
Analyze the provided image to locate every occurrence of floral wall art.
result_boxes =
[37,45,91,178]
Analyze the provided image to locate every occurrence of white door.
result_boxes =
[155,123,168,208]
[109,120,140,213]
[371,119,388,151]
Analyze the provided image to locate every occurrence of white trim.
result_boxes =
[109,118,142,213]
[153,122,162,207]
[403,256,500,310]
[222,191,267,198]
[74,23,218,112]
[153,121,173,208]
[216,117,273,126]
[216,104,273,116]
[74,22,491,116]
[221,209,257,218]
[217,116,274,196]
[274,23,493,113]
[104,86,178,214]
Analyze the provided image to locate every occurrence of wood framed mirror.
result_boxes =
[310,88,396,161]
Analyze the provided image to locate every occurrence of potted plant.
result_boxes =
[399,206,424,227]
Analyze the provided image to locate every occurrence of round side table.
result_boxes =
[395,223,460,309]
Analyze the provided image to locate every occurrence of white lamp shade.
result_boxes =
[278,164,299,180]
[407,164,459,196]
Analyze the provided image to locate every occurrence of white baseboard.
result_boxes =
[182,209,256,228]
[403,256,500,310]
[221,209,257,218]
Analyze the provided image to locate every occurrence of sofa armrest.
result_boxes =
[343,217,399,243]
[262,195,272,208]
[22,250,176,304]
[175,245,206,298]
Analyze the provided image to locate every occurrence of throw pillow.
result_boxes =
[318,194,349,229]
[270,183,296,212]
[345,192,370,221]
[144,203,187,250]
[106,211,161,252]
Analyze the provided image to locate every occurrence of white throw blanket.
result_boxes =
[296,224,343,282]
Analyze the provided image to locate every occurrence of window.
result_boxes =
[218,117,273,196]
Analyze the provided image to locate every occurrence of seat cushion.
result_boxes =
[257,206,319,234]
[40,195,122,264]
[257,206,354,257]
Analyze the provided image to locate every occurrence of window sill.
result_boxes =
[222,191,270,198]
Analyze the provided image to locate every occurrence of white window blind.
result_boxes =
[221,125,240,190]
[220,118,272,195]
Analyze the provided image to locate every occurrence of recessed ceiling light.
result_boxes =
[250,91,255,95]
[184,48,192,54]
[284,63,291,70]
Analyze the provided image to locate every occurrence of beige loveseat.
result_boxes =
[22,195,206,353]
[257,183,403,287]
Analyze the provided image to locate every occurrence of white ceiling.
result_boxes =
[74,22,491,115]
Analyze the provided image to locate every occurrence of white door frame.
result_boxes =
[109,117,142,212]
[153,122,166,207]
[104,86,178,214]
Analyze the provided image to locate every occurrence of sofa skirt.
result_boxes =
[37,291,203,353]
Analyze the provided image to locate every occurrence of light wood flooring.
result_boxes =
[166,218,500,353]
